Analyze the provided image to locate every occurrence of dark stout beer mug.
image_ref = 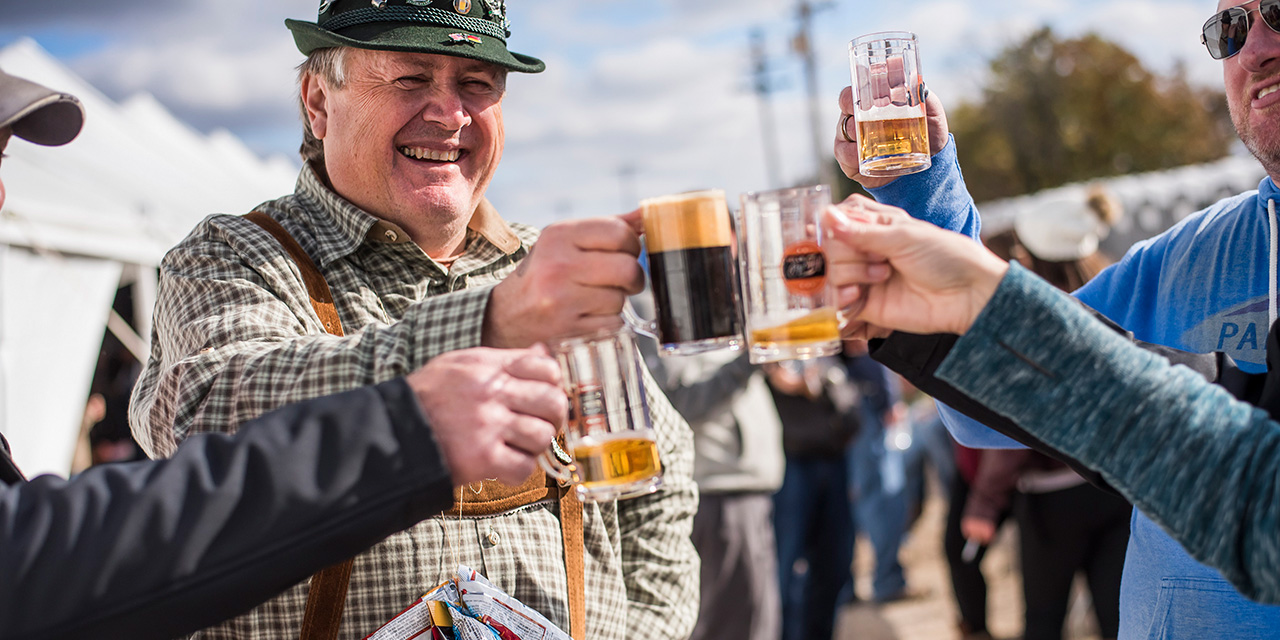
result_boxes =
[631,189,743,356]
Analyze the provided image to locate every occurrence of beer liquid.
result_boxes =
[857,115,929,171]
[648,245,741,344]
[749,307,841,348]
[572,436,662,490]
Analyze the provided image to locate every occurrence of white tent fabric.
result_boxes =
[0,38,298,476]
[977,154,1268,257]
[1,246,121,476]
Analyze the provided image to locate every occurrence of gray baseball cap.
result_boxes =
[0,68,84,146]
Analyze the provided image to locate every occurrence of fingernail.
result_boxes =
[867,263,890,279]
[826,205,852,232]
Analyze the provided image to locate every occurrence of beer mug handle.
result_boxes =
[538,438,576,484]
[621,299,659,340]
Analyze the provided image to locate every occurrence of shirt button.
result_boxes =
[384,229,399,242]
[486,528,500,547]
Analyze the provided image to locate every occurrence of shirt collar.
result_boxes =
[294,163,523,264]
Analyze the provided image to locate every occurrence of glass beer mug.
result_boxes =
[623,189,744,356]
[540,326,663,501]
[849,31,930,177]
[737,185,844,363]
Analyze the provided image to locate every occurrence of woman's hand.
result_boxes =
[823,196,1009,336]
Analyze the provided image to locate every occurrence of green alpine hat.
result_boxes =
[286,0,544,73]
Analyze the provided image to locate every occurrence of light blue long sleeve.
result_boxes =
[938,263,1280,604]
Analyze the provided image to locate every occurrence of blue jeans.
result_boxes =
[773,457,854,640]
[848,407,909,600]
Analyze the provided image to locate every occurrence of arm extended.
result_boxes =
[2,379,452,640]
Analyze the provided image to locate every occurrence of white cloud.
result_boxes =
[496,22,791,228]
[1,0,1233,230]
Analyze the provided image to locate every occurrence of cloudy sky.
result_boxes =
[0,0,1223,230]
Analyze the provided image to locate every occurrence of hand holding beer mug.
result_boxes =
[624,189,744,356]
[849,31,930,177]
[738,185,844,363]
[539,326,663,501]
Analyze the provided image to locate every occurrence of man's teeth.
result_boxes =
[400,147,460,161]
[1261,85,1280,100]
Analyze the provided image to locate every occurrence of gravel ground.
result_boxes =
[834,477,1106,640]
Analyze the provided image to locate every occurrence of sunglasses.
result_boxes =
[1202,0,1280,60]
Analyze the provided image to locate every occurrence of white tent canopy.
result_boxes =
[0,38,298,477]
[977,154,1268,257]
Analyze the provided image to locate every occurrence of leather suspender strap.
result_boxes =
[559,487,586,640]
[298,559,356,640]
[243,211,353,640]
[244,211,345,337]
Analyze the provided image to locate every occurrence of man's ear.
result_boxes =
[301,73,329,139]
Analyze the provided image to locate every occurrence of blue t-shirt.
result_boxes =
[872,141,1280,639]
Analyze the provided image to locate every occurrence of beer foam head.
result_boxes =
[640,189,733,252]
[856,103,925,120]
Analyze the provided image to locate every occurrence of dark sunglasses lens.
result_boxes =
[1262,0,1280,31]
[1204,9,1250,59]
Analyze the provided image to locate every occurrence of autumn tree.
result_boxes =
[949,27,1234,202]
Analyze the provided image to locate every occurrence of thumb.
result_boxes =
[619,208,644,235]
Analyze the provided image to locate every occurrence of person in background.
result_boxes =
[842,344,919,603]
[0,67,567,640]
[764,356,859,640]
[961,188,1130,640]
[633,286,783,640]
[943,440,1010,640]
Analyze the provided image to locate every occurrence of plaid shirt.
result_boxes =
[129,165,699,640]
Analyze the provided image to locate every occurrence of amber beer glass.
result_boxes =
[737,185,843,363]
[636,189,743,355]
[849,31,930,177]
[540,327,663,501]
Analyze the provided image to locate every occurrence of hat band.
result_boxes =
[322,7,508,40]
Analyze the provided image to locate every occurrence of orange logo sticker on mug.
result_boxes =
[781,241,827,295]
[778,240,829,295]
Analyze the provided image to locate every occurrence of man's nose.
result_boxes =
[1239,9,1280,72]
[420,86,470,130]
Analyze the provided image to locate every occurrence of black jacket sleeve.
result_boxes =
[869,307,1253,497]
[0,378,453,640]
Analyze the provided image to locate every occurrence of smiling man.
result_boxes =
[127,1,698,639]
[830,0,1280,638]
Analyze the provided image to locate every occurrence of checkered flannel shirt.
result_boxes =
[128,165,699,640]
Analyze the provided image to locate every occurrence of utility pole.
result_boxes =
[750,29,784,189]
[618,164,638,211]
[794,0,836,188]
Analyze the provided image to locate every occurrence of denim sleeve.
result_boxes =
[867,135,981,239]
[937,263,1280,604]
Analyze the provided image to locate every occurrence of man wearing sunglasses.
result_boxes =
[833,1,1280,638]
